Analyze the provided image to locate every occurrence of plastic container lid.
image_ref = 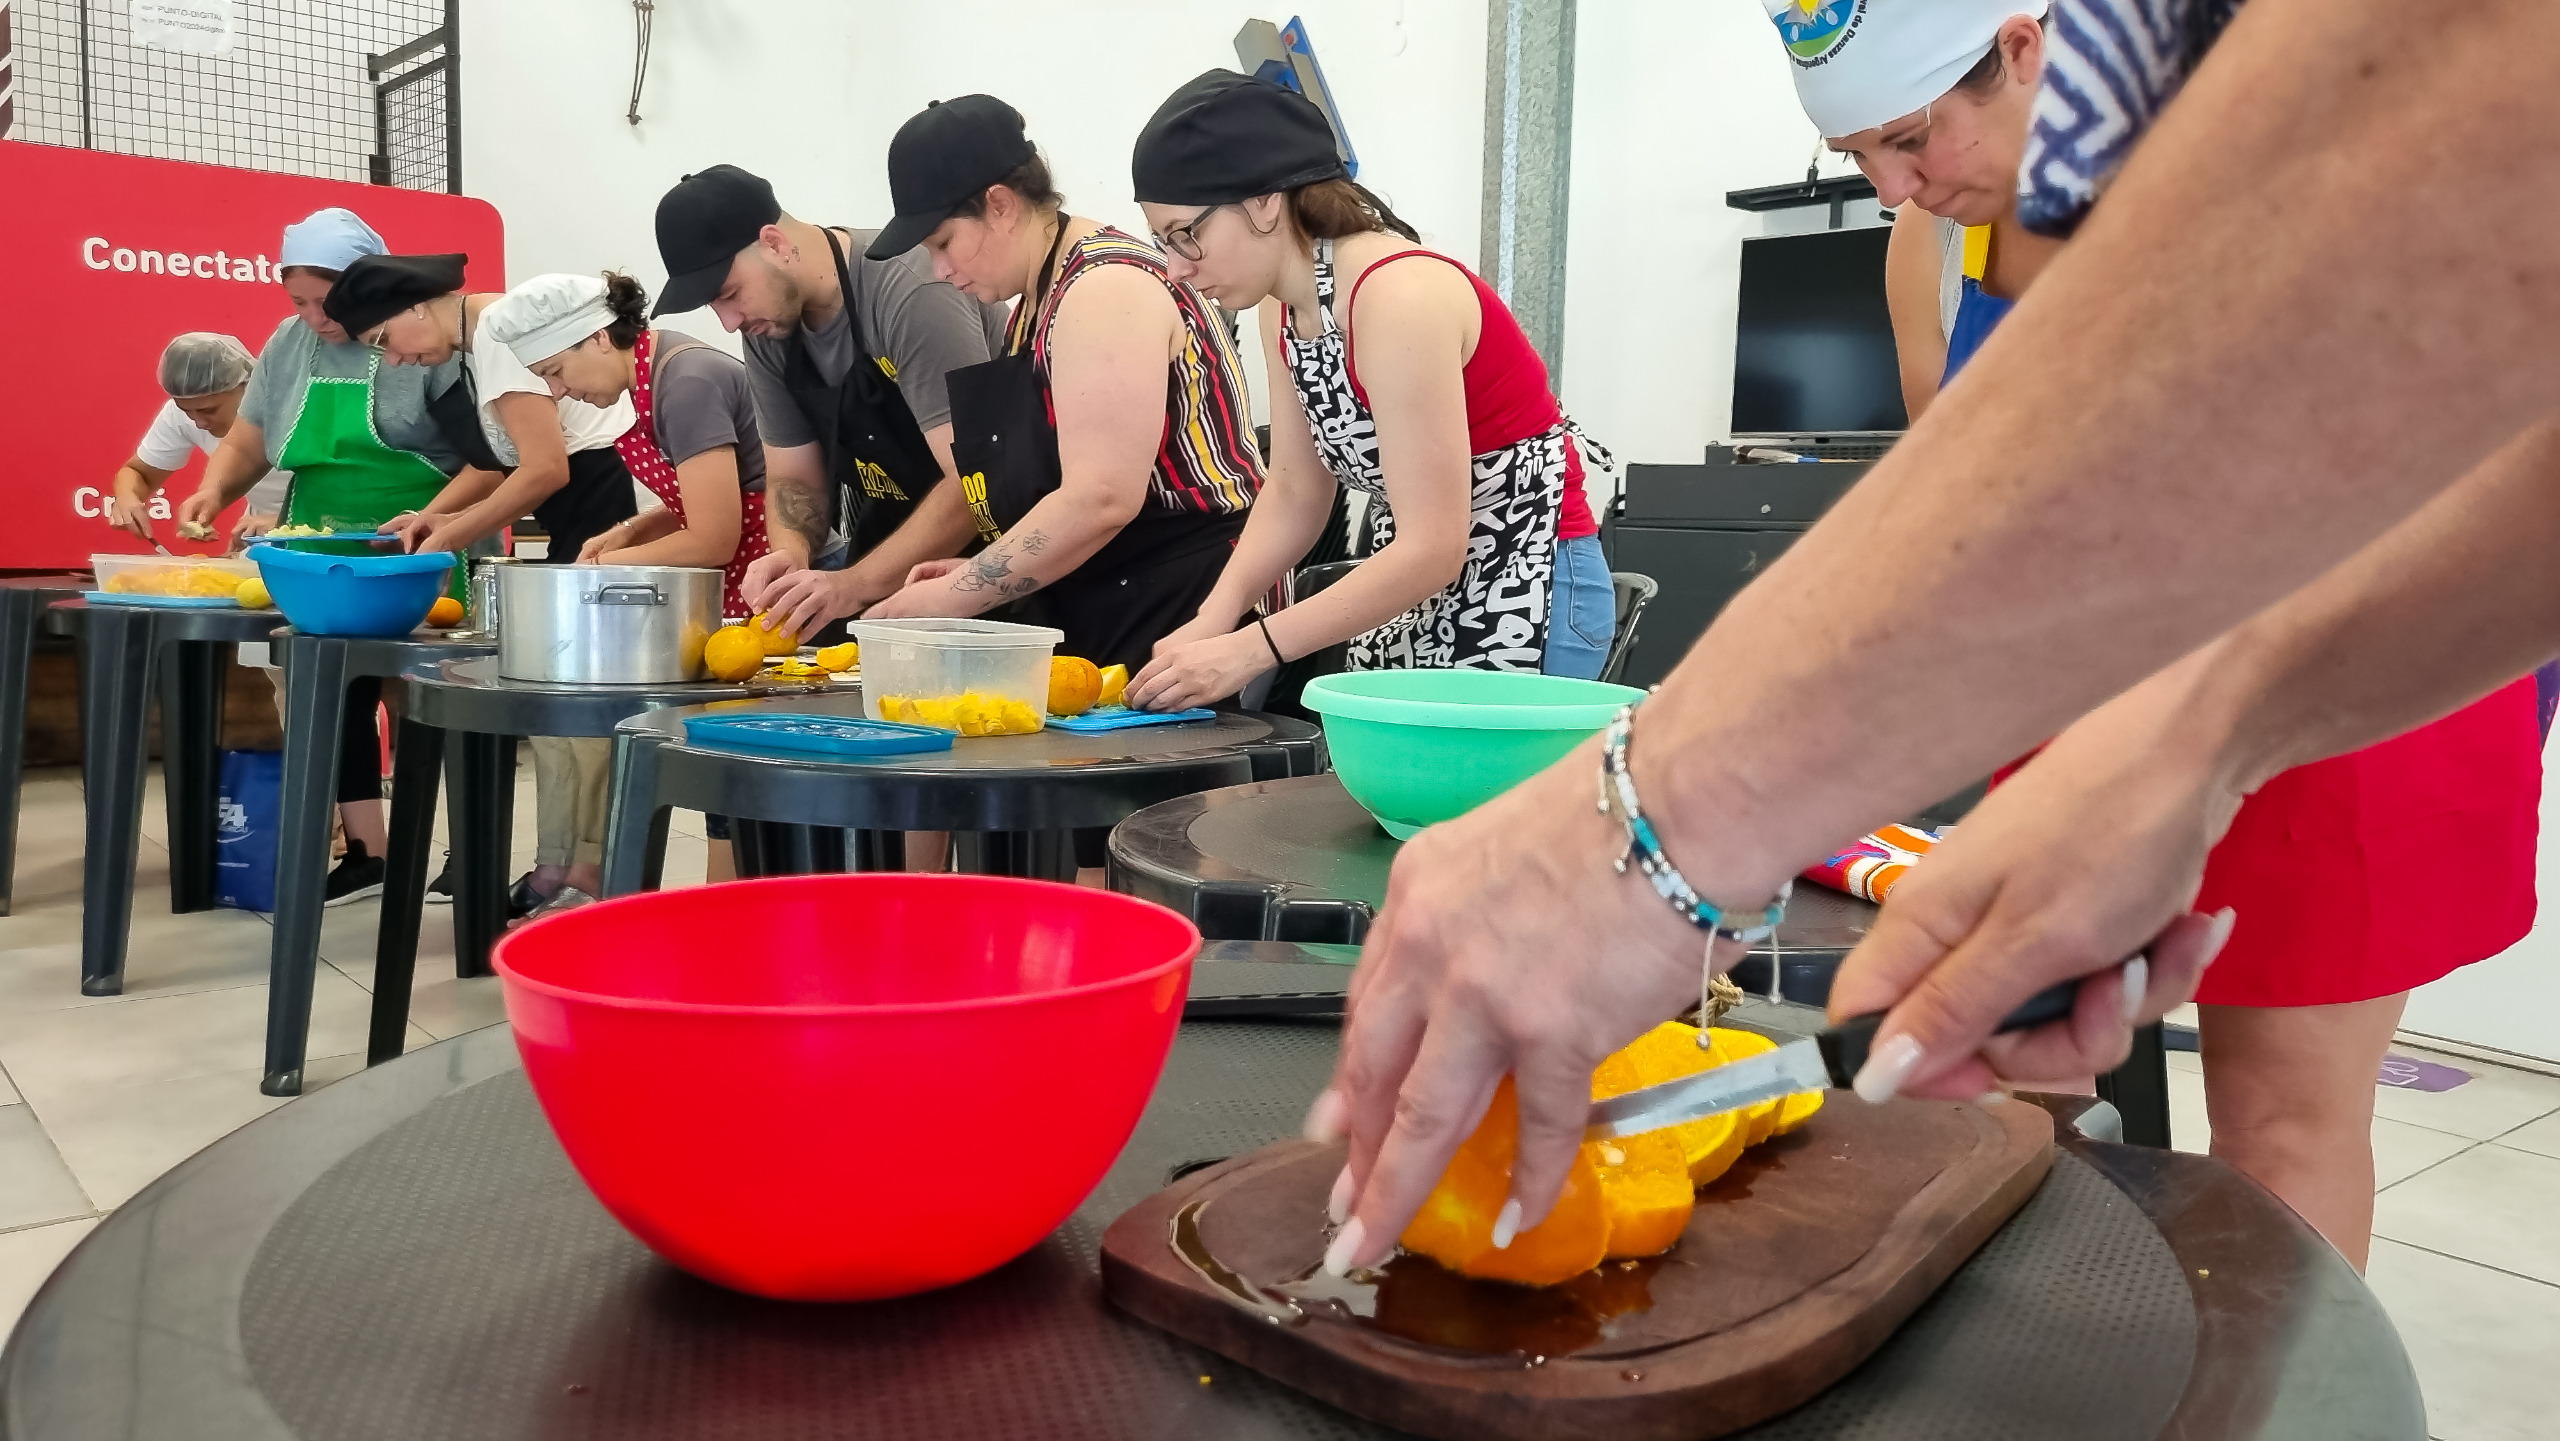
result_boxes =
[848,617,1064,649]
[683,713,956,759]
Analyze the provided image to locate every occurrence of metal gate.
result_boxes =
[1,0,458,193]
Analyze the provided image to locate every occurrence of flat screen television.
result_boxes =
[1730,227,1908,438]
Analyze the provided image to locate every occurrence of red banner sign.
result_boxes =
[0,139,504,568]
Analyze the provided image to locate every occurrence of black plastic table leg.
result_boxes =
[2097,1023,2173,1149]
[449,732,517,980]
[77,608,157,997]
[158,639,228,914]
[0,589,46,917]
[808,825,848,874]
[850,830,905,872]
[264,634,351,1096]
[369,718,446,1066]
[599,734,666,898]
[732,820,773,878]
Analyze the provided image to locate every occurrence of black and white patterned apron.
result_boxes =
[1282,240,1594,672]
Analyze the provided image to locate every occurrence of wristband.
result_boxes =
[1256,615,1287,668]
[1596,702,1790,945]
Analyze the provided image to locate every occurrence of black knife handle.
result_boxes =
[1815,977,2084,1089]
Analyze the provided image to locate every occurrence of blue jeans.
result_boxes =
[1542,534,1615,679]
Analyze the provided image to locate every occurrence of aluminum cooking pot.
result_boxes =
[496,563,723,685]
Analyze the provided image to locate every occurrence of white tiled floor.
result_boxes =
[3,762,2556,1437]
[2162,1016,2560,1438]
[0,756,714,1345]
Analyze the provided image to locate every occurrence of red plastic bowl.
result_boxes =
[493,874,1199,1302]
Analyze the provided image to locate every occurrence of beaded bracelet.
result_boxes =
[1597,702,1791,946]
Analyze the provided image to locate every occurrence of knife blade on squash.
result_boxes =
[1583,976,2090,1141]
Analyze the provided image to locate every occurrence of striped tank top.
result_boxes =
[1013,226,1262,517]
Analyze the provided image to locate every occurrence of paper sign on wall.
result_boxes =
[130,0,238,57]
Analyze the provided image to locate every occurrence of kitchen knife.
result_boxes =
[1584,977,2086,1140]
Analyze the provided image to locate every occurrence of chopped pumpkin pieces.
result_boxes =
[877,691,1044,736]
[1394,1018,1833,1286]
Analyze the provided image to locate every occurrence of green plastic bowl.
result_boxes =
[1302,670,1645,838]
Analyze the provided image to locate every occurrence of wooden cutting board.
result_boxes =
[1102,1094,2053,1441]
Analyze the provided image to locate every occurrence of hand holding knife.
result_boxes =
[1585,968,2126,1142]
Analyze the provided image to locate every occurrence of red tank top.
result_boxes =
[1339,251,1598,541]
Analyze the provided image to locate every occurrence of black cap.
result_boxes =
[1133,70,1346,207]
[867,96,1035,261]
[652,164,782,317]
[323,253,467,335]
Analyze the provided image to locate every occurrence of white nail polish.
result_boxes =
[1326,1165,1354,1226]
[1303,1089,1346,1144]
[2201,907,2237,966]
[2120,954,2151,1024]
[1321,1217,1367,1277]
[1853,1033,1925,1104]
[1490,1198,1524,1250]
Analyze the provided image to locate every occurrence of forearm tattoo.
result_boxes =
[771,473,829,548]
[951,527,1050,600]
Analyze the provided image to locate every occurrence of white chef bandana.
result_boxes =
[1758,0,2049,139]
[483,273,619,368]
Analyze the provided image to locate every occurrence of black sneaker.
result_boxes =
[507,873,551,920]
[424,853,455,906]
[324,841,387,908]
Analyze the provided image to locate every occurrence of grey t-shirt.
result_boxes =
[237,315,466,473]
[650,331,768,494]
[742,227,1008,449]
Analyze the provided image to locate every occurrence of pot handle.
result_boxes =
[583,582,667,607]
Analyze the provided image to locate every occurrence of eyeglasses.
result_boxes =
[1154,204,1228,262]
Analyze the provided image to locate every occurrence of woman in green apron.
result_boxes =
[176,207,468,905]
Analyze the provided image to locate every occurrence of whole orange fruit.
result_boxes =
[703,626,764,683]
[1048,655,1103,717]
[425,596,465,627]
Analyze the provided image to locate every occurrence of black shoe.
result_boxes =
[423,853,455,906]
[324,842,387,908]
[507,873,550,920]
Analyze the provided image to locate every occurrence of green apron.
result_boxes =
[275,357,462,596]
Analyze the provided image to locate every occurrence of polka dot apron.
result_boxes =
[613,329,768,619]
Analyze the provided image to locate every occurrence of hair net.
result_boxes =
[157,332,256,398]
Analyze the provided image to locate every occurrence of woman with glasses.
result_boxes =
[1770,0,2538,1271]
[1122,71,1613,712]
[174,208,472,908]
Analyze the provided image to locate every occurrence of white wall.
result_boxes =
[2402,727,2560,1067]
[1559,0,1869,474]
[460,0,1488,372]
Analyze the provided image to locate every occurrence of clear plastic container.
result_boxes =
[850,618,1062,737]
[90,553,262,600]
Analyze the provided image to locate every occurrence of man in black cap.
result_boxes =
[650,164,1007,633]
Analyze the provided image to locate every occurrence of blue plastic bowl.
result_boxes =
[251,545,456,637]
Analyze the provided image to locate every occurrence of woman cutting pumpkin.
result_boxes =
[175,207,470,906]
[489,271,774,888]
[1764,0,2536,1271]
[1126,70,1615,711]
[855,94,1262,672]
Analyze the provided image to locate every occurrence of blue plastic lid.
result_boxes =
[683,713,955,759]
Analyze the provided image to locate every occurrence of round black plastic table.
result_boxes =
[364,659,766,1066]
[1110,774,2179,1149]
[1110,772,1879,969]
[44,598,286,997]
[0,576,89,916]
[260,629,496,1098]
[600,691,1326,895]
[0,1021,2421,1441]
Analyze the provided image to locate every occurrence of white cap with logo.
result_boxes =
[1758,0,2049,139]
